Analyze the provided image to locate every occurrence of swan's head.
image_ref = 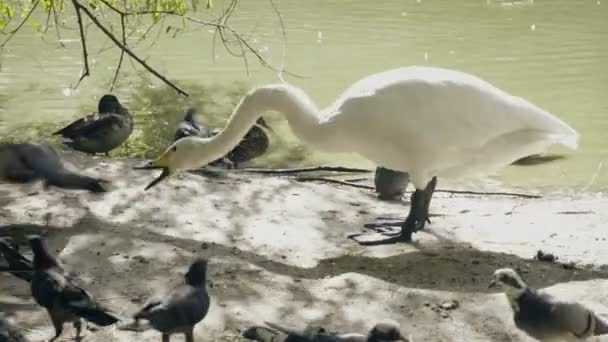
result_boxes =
[140,136,217,190]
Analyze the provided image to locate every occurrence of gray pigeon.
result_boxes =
[0,142,107,192]
[374,167,409,200]
[489,268,608,341]
[0,317,30,342]
[29,237,119,341]
[242,321,409,342]
[131,258,210,342]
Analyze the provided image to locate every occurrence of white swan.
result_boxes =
[142,66,579,244]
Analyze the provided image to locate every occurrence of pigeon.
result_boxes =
[242,321,409,342]
[489,268,608,341]
[0,317,30,342]
[0,142,107,192]
[130,258,210,342]
[374,167,409,201]
[28,236,119,341]
[0,238,33,282]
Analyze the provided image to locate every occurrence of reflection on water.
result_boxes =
[0,0,606,191]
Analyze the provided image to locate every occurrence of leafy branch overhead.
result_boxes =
[0,0,290,96]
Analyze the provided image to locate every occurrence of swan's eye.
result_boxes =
[171,146,177,152]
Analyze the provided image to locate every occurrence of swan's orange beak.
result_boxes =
[134,152,173,190]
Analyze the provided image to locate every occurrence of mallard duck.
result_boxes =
[0,142,107,192]
[53,94,132,156]
[174,108,270,168]
[374,166,409,200]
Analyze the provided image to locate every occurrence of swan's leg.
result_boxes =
[400,176,437,240]
[354,177,437,245]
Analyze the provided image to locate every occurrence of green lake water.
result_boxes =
[0,0,607,192]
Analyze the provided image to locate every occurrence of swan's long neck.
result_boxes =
[207,83,336,158]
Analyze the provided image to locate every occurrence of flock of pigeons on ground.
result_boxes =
[0,94,606,341]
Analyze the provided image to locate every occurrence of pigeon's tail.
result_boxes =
[0,239,33,282]
[68,304,120,326]
[242,326,280,342]
[593,312,608,335]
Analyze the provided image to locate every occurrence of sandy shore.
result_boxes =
[1,153,608,342]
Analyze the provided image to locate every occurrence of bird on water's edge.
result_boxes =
[137,66,579,245]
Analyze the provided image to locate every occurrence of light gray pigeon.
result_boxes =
[29,236,119,341]
[131,258,210,342]
[489,268,608,341]
[0,317,30,342]
[242,321,409,342]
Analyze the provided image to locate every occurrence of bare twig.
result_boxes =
[71,0,90,88]
[72,0,188,96]
[434,189,541,199]
[237,166,373,174]
[185,15,305,78]
[268,0,288,82]
[102,0,127,91]
[1,0,41,48]
[296,176,375,190]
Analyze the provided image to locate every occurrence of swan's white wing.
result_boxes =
[325,66,578,185]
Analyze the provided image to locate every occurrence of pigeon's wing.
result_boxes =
[551,300,596,338]
[135,285,209,331]
[0,240,33,282]
[32,269,118,326]
[262,322,327,341]
[59,276,119,326]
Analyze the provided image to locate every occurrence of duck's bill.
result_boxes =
[144,167,171,190]
[488,280,497,289]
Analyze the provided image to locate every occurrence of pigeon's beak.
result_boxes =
[488,280,498,289]
[134,152,173,190]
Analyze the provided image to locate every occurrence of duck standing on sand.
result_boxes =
[53,94,132,156]
[174,108,270,168]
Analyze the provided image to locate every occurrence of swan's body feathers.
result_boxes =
[324,66,578,187]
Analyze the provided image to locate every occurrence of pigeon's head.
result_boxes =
[28,235,59,270]
[185,258,208,286]
[489,268,528,294]
[368,321,409,342]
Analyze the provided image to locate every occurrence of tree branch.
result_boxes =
[72,0,188,96]
[71,0,90,88]
[1,0,40,48]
